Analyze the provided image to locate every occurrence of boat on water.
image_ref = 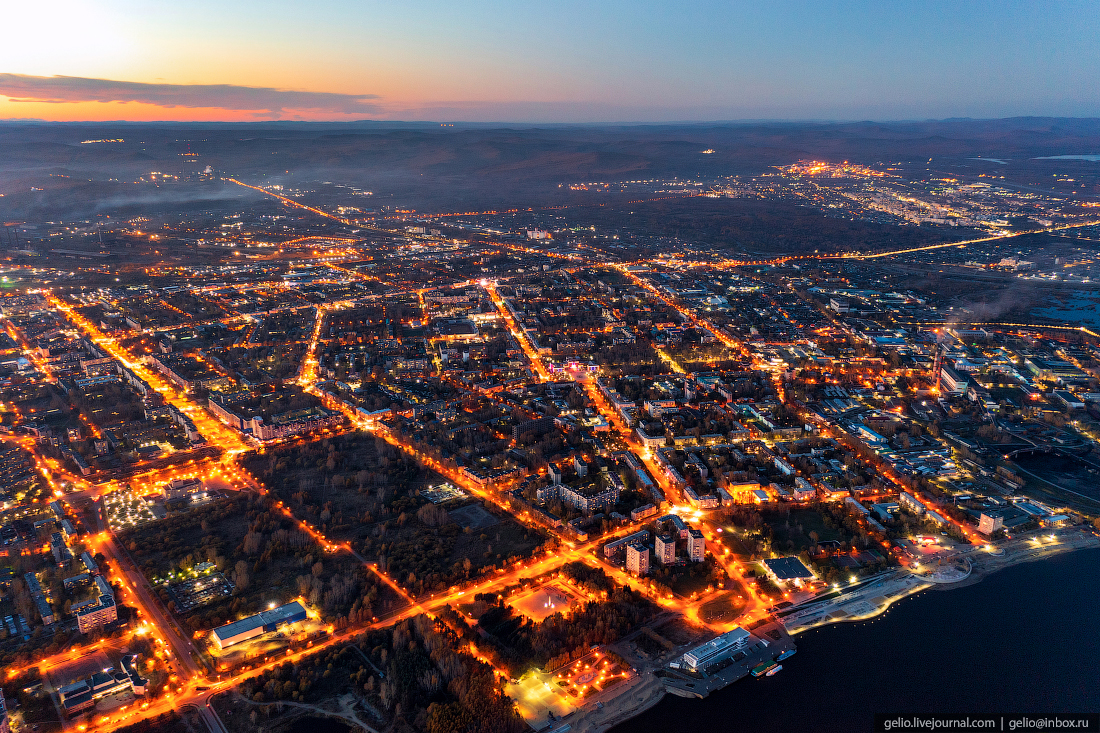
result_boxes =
[765,664,783,677]
[751,662,778,677]
[776,649,797,661]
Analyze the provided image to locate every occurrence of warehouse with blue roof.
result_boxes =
[212,601,308,649]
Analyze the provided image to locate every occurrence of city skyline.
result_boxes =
[2,0,1099,122]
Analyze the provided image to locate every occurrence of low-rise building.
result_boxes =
[50,531,73,564]
[635,426,666,448]
[792,477,817,501]
[212,601,308,649]
[603,530,650,559]
[662,513,688,539]
[762,556,814,586]
[899,491,926,515]
[24,571,54,625]
[162,477,203,501]
[925,509,947,526]
[682,626,751,671]
[560,479,621,515]
[245,407,344,442]
[57,659,146,718]
[76,576,117,633]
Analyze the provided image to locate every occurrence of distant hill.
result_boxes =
[1,117,1097,217]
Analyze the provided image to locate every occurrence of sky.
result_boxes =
[1,0,1098,123]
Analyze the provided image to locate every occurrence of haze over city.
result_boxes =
[0,4,1098,733]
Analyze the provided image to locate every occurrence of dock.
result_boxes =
[659,620,795,699]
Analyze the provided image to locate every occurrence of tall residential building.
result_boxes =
[978,512,1004,536]
[626,543,649,576]
[655,534,676,565]
[687,528,705,562]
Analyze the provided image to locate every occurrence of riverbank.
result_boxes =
[574,527,1100,733]
[926,524,1099,593]
[609,544,1100,733]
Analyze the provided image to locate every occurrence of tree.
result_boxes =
[297,574,313,596]
[233,560,250,591]
[243,531,263,555]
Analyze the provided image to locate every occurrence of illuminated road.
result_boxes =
[81,486,207,682]
[485,282,551,382]
[620,218,1100,270]
[480,277,767,626]
[69,517,675,733]
[47,294,250,455]
[225,179,394,236]
[99,532,206,678]
[23,202,1098,733]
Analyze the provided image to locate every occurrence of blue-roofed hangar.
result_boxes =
[212,601,308,649]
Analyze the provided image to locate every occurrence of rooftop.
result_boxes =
[763,556,814,580]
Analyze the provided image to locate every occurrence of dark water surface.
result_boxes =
[613,548,1100,732]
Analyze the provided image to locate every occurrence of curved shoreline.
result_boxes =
[925,534,1097,593]
[583,531,1100,732]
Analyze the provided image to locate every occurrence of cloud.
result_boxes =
[0,74,380,115]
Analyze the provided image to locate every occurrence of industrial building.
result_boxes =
[211,601,308,649]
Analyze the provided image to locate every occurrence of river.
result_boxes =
[612,548,1100,731]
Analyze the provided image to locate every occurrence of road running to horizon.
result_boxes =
[13,186,1100,733]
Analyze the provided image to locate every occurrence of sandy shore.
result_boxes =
[578,673,668,733]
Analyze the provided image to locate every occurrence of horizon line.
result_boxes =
[2,114,1099,127]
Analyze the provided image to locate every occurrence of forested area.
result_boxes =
[439,562,657,676]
